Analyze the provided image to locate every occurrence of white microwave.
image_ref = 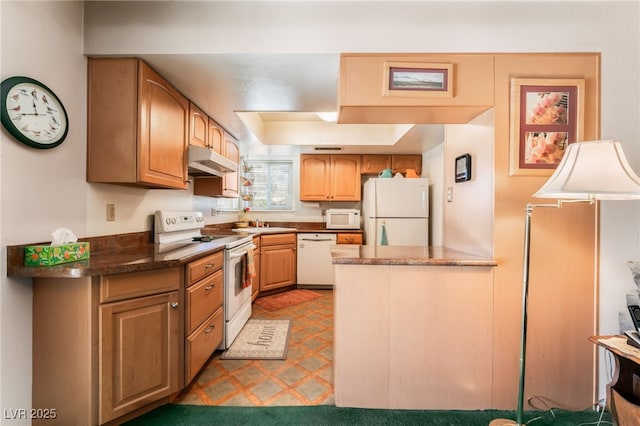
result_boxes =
[325,209,360,230]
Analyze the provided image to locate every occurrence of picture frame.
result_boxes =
[455,153,472,183]
[383,62,453,98]
[509,77,585,176]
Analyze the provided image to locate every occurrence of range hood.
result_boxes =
[188,145,237,177]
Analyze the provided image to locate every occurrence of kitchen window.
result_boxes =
[241,160,293,211]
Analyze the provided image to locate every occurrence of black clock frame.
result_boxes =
[1,76,69,149]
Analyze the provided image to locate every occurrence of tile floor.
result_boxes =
[175,289,334,407]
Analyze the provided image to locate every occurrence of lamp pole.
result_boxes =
[492,201,567,426]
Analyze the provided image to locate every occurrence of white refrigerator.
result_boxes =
[363,178,429,246]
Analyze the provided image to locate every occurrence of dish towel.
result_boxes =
[380,222,389,246]
[243,248,256,288]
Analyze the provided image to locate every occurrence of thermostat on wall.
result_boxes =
[455,153,472,183]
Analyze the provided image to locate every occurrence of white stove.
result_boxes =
[154,210,254,349]
[154,210,251,253]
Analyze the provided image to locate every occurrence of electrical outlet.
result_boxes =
[447,187,453,202]
[106,204,116,221]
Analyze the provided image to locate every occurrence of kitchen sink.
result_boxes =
[232,227,297,234]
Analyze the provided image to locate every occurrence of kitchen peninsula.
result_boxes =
[331,245,497,409]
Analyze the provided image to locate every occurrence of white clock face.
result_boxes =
[5,82,67,145]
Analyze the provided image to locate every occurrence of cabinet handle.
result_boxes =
[170,302,179,309]
[205,263,215,269]
[205,284,215,291]
[205,324,215,333]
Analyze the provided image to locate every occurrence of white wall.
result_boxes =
[1,0,638,417]
[1,2,86,420]
[443,109,494,258]
[422,144,444,246]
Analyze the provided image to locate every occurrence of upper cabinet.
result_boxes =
[361,154,422,176]
[391,155,422,176]
[208,118,224,155]
[222,134,240,197]
[189,102,209,148]
[193,132,240,198]
[87,58,189,189]
[338,53,494,124]
[300,154,361,201]
[361,155,391,175]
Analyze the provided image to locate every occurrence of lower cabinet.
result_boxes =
[184,251,224,384]
[337,233,363,245]
[31,267,183,425]
[185,306,223,383]
[260,233,296,293]
[100,291,180,423]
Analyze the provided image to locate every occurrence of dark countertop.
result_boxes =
[6,226,364,279]
[9,228,486,279]
[7,237,231,279]
[331,245,497,266]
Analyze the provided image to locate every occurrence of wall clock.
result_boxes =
[1,76,69,149]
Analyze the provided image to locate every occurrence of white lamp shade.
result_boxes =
[534,140,640,200]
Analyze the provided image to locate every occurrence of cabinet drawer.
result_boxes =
[186,307,223,383]
[100,267,181,304]
[186,251,223,285]
[261,233,296,246]
[186,269,223,334]
[337,233,363,245]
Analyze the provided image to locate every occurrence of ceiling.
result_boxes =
[138,53,444,154]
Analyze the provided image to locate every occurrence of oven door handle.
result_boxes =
[228,244,256,259]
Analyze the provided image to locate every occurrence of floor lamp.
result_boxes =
[490,140,640,426]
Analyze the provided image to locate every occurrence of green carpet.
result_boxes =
[124,404,611,425]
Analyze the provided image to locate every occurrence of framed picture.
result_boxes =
[509,78,585,176]
[383,62,453,98]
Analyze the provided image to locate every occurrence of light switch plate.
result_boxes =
[447,187,453,202]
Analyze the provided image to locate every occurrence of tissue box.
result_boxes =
[24,242,90,267]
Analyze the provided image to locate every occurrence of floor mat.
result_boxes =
[220,319,291,360]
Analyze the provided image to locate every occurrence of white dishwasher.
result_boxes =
[297,233,337,288]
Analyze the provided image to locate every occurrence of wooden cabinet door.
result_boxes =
[208,118,224,154]
[300,154,331,200]
[222,136,239,197]
[392,155,422,176]
[99,291,180,424]
[361,155,391,175]
[300,154,360,201]
[331,155,361,201]
[189,102,208,148]
[138,62,189,189]
[260,244,296,292]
